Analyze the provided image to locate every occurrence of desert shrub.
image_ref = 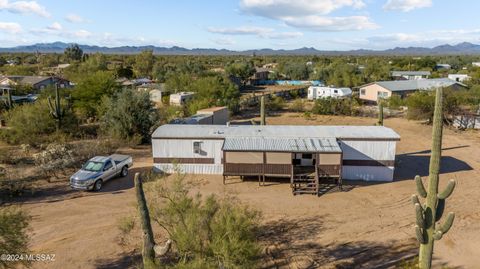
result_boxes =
[98,89,160,143]
[312,97,358,116]
[33,143,76,180]
[0,100,77,146]
[290,99,305,112]
[386,95,406,110]
[406,88,461,122]
[267,95,285,111]
[148,171,260,268]
[0,207,30,269]
[117,215,136,246]
[71,139,121,162]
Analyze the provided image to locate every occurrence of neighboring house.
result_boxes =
[169,92,195,106]
[307,86,352,100]
[251,67,270,80]
[391,71,431,80]
[448,74,471,82]
[137,83,166,104]
[359,78,467,103]
[472,62,480,67]
[262,63,278,69]
[171,106,229,125]
[435,64,451,70]
[151,125,400,185]
[0,76,71,90]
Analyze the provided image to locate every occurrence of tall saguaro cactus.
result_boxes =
[134,173,171,268]
[135,173,157,268]
[3,88,13,109]
[377,101,384,126]
[47,84,64,130]
[260,95,266,125]
[412,87,456,269]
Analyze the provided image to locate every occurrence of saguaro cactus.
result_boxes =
[134,173,171,268]
[260,95,266,125]
[411,87,456,269]
[377,101,384,126]
[47,84,64,130]
[3,88,13,109]
[135,173,156,268]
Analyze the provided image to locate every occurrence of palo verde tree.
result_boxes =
[225,61,255,87]
[412,87,456,269]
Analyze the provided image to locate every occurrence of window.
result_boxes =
[377,91,388,99]
[333,90,338,94]
[104,161,113,171]
[302,153,312,159]
[193,141,202,154]
[360,89,366,95]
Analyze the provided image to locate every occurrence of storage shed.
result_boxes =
[152,125,400,194]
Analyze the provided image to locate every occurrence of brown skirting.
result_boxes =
[342,160,395,167]
[153,157,215,164]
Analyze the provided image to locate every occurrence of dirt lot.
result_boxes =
[10,113,480,268]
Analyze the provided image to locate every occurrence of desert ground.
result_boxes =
[9,113,480,269]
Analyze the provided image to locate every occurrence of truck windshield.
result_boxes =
[83,161,104,172]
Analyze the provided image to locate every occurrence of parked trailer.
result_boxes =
[307,86,352,100]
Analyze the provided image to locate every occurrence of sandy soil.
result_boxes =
[11,114,480,268]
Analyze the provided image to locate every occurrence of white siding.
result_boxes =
[153,164,223,174]
[342,166,394,182]
[152,139,224,164]
[340,140,396,161]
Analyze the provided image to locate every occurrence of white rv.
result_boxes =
[307,86,352,100]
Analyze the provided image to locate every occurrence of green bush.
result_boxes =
[312,97,357,116]
[386,95,406,110]
[267,95,285,111]
[0,207,30,269]
[406,88,463,122]
[148,171,260,268]
[1,100,77,145]
[98,89,160,143]
[290,99,305,112]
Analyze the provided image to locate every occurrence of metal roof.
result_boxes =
[391,71,431,76]
[373,78,465,92]
[222,137,341,153]
[152,125,401,140]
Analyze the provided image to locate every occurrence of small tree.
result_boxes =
[148,170,260,267]
[98,89,160,143]
[64,44,83,62]
[225,61,255,87]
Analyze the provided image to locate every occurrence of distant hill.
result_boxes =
[2,41,480,55]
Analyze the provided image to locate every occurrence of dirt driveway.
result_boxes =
[16,115,480,268]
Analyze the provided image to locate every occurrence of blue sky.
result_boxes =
[1,0,479,50]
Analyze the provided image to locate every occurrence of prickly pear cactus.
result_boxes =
[412,87,456,269]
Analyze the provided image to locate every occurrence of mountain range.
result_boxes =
[2,41,480,55]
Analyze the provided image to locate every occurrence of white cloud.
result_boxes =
[65,13,87,23]
[207,26,271,35]
[240,0,365,17]
[0,21,21,33]
[383,0,432,12]
[46,22,62,31]
[73,29,92,38]
[213,37,236,45]
[0,0,50,17]
[283,15,378,31]
[208,26,303,39]
[239,0,376,31]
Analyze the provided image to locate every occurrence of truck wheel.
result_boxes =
[93,179,103,191]
[121,166,128,177]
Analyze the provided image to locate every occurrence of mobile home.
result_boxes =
[169,92,195,106]
[307,86,352,100]
[152,125,400,194]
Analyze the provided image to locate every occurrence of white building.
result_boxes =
[307,86,352,100]
[169,92,195,106]
[391,71,431,80]
[472,62,480,67]
[448,74,471,82]
[152,125,400,184]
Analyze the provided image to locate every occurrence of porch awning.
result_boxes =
[222,137,342,153]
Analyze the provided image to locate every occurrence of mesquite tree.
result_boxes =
[412,87,456,269]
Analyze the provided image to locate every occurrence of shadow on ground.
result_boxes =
[258,216,462,269]
[95,252,141,269]
[4,166,152,205]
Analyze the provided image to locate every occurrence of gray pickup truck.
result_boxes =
[70,154,133,191]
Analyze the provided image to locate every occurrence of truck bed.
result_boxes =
[110,154,133,166]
